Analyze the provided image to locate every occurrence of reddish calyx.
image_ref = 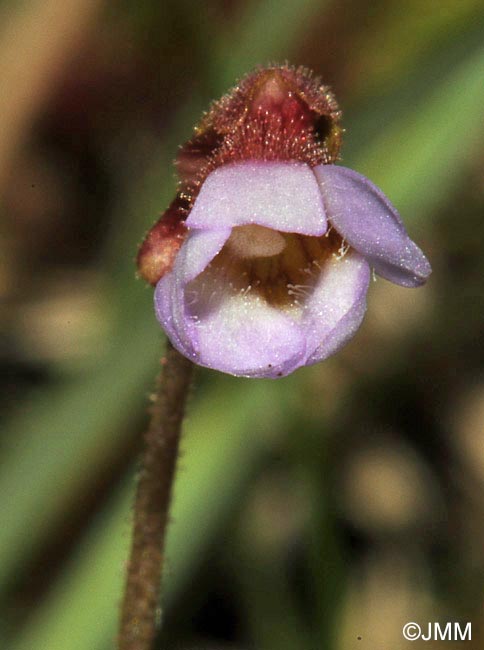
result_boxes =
[137,197,187,286]
[137,65,342,286]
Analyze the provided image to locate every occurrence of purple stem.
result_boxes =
[118,341,194,650]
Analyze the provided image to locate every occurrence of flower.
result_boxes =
[153,160,431,378]
[138,65,431,378]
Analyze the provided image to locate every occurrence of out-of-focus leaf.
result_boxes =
[348,0,483,96]
[216,0,331,87]
[8,379,286,650]
[347,40,484,222]
[0,311,160,591]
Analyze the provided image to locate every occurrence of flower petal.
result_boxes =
[187,291,307,378]
[314,165,431,287]
[155,228,307,378]
[303,250,370,364]
[187,161,328,235]
[154,229,231,359]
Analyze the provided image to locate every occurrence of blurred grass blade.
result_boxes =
[217,0,331,87]
[0,312,160,591]
[349,39,484,221]
[8,380,283,650]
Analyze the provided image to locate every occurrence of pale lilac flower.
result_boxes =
[154,161,431,378]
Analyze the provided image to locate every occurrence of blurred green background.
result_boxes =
[1,1,484,649]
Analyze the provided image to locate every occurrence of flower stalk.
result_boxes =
[118,341,193,650]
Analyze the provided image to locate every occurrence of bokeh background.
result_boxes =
[2,1,484,649]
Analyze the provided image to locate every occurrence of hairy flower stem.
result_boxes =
[118,341,194,650]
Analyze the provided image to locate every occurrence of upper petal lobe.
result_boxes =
[187,161,328,235]
[314,165,431,287]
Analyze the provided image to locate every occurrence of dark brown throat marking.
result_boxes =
[186,226,346,316]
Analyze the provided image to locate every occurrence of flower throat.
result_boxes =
[187,225,345,314]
